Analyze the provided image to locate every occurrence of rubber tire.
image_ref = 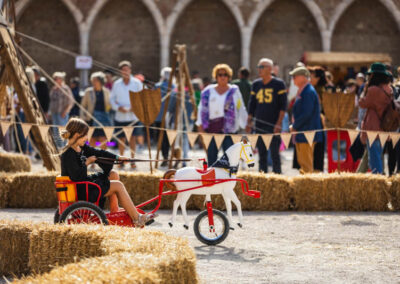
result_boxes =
[54,208,60,224]
[193,209,230,246]
[59,201,108,225]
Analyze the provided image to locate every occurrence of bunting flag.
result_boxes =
[123,127,134,140]
[280,133,292,149]
[87,127,94,140]
[21,123,32,138]
[214,134,225,149]
[166,130,178,146]
[379,132,389,147]
[304,131,316,147]
[367,131,378,144]
[347,129,359,145]
[187,132,198,147]
[38,125,49,139]
[261,134,273,150]
[0,121,11,135]
[248,134,259,149]
[390,133,400,147]
[103,127,114,142]
[200,133,213,149]
[231,134,242,144]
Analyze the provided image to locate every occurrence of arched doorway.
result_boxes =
[170,0,241,80]
[89,0,160,81]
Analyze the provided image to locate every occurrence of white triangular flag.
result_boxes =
[87,127,94,140]
[304,131,316,147]
[103,127,114,141]
[248,134,259,149]
[214,134,225,149]
[21,123,32,138]
[166,130,178,146]
[123,127,134,140]
[379,132,389,147]
[187,132,198,147]
[367,131,378,144]
[200,133,213,149]
[231,135,242,144]
[0,121,11,135]
[347,129,359,145]
[390,133,400,147]
[261,134,273,150]
[280,133,292,149]
[38,125,49,139]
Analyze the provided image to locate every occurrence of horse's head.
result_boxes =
[240,136,255,167]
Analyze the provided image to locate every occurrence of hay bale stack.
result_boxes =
[0,151,31,172]
[389,175,400,211]
[0,220,37,276]
[0,173,10,208]
[7,172,58,208]
[292,174,326,211]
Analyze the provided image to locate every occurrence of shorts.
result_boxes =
[114,120,144,138]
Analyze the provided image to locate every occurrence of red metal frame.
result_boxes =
[206,201,215,233]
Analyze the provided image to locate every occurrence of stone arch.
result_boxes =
[331,0,400,67]
[89,0,160,81]
[250,0,322,82]
[17,0,80,78]
[169,0,242,79]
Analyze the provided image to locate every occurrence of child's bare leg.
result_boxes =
[108,170,120,213]
[105,181,139,221]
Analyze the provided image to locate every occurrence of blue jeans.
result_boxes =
[367,139,383,174]
[16,112,33,154]
[52,113,69,148]
[257,135,281,173]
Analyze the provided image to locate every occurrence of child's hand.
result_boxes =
[85,156,97,166]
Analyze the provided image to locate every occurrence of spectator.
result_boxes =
[358,63,392,174]
[104,69,114,91]
[49,71,74,148]
[32,66,50,114]
[325,71,336,93]
[202,77,211,89]
[110,61,144,169]
[191,70,203,106]
[155,67,174,166]
[69,77,81,117]
[272,62,280,77]
[290,66,323,173]
[247,58,287,174]
[196,63,247,165]
[232,67,252,109]
[80,71,112,150]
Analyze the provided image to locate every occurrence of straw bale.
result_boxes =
[389,175,400,210]
[0,220,38,276]
[7,172,58,208]
[0,152,31,172]
[292,174,326,211]
[0,173,10,208]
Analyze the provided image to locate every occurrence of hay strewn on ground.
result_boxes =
[0,220,197,283]
[0,171,398,211]
[0,152,31,172]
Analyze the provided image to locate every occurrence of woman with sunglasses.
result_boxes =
[196,64,248,165]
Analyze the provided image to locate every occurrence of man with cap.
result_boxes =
[247,58,287,174]
[110,60,144,168]
[289,66,323,173]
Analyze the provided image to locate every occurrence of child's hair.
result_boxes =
[60,118,89,153]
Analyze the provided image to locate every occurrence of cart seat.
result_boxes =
[55,176,77,203]
[196,168,215,186]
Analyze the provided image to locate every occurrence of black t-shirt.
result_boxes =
[248,77,287,133]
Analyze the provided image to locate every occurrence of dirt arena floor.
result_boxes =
[1,209,399,284]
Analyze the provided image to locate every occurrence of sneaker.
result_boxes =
[135,213,158,227]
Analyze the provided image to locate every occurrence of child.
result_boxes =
[60,117,156,226]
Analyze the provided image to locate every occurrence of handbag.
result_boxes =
[380,88,400,131]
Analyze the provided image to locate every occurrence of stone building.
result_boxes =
[15,0,400,84]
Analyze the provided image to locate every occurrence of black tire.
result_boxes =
[193,209,229,246]
[54,208,60,224]
[59,201,108,225]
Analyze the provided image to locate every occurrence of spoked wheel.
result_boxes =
[59,201,108,225]
[193,209,229,246]
[54,208,60,224]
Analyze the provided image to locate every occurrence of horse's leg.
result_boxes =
[169,193,181,227]
[180,193,191,230]
[230,191,243,228]
[222,194,234,230]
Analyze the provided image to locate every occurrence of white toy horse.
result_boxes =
[164,137,255,229]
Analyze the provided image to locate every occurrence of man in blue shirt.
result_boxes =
[247,58,287,173]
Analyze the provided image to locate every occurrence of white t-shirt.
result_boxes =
[110,76,143,122]
[196,84,248,132]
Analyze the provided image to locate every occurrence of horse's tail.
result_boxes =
[163,169,177,191]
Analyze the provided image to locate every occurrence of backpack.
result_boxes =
[380,87,400,131]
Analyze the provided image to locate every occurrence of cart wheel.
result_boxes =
[193,209,229,246]
[54,208,60,224]
[59,201,108,225]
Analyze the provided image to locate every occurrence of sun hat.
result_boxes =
[367,62,391,76]
[289,66,310,77]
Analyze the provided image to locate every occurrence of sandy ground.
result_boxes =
[1,209,399,284]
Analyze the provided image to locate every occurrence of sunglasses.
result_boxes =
[257,65,268,69]
[217,73,229,77]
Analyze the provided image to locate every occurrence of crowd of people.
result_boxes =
[4,58,400,175]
